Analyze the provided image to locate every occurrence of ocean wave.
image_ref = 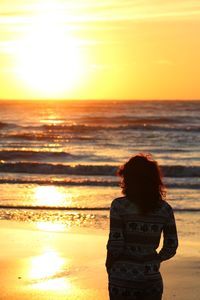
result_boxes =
[0,178,118,187]
[1,121,200,135]
[0,150,94,161]
[0,162,199,177]
[74,116,179,125]
[0,178,199,189]
[0,162,117,175]
[0,122,7,129]
[0,207,109,229]
[0,148,189,163]
[40,123,200,133]
[0,132,97,141]
[0,122,16,129]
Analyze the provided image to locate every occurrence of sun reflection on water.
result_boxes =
[34,186,72,207]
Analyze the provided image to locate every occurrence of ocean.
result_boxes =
[0,100,199,236]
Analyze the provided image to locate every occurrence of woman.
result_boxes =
[106,154,178,300]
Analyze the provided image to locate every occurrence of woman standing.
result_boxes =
[106,154,178,300]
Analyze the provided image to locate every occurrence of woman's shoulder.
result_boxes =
[110,196,129,210]
[160,200,173,209]
[111,196,126,206]
[158,200,175,216]
[110,196,135,213]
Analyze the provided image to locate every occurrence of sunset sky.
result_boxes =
[0,0,200,100]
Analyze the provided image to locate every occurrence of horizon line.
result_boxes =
[0,99,200,102]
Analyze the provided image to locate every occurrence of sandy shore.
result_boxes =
[0,220,199,300]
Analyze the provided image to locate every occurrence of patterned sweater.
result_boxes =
[106,197,178,284]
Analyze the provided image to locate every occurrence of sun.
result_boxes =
[15,11,84,96]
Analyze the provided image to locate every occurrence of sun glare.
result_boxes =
[30,249,72,291]
[36,222,67,232]
[34,186,72,207]
[15,10,84,96]
[30,250,65,280]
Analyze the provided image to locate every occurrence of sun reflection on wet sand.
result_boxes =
[32,277,71,291]
[30,249,72,292]
[0,219,109,299]
[30,250,65,280]
[36,222,68,232]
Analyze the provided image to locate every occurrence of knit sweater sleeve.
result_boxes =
[158,205,178,262]
[106,199,125,271]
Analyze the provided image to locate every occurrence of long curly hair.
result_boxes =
[117,154,166,214]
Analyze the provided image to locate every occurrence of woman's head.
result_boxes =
[118,154,165,213]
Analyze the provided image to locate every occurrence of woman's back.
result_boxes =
[107,197,178,283]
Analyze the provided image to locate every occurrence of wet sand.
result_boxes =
[0,220,199,300]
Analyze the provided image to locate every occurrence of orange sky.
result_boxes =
[0,0,200,100]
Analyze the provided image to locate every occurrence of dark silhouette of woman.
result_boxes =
[106,154,178,300]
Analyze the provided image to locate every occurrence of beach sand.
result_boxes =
[0,220,199,300]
